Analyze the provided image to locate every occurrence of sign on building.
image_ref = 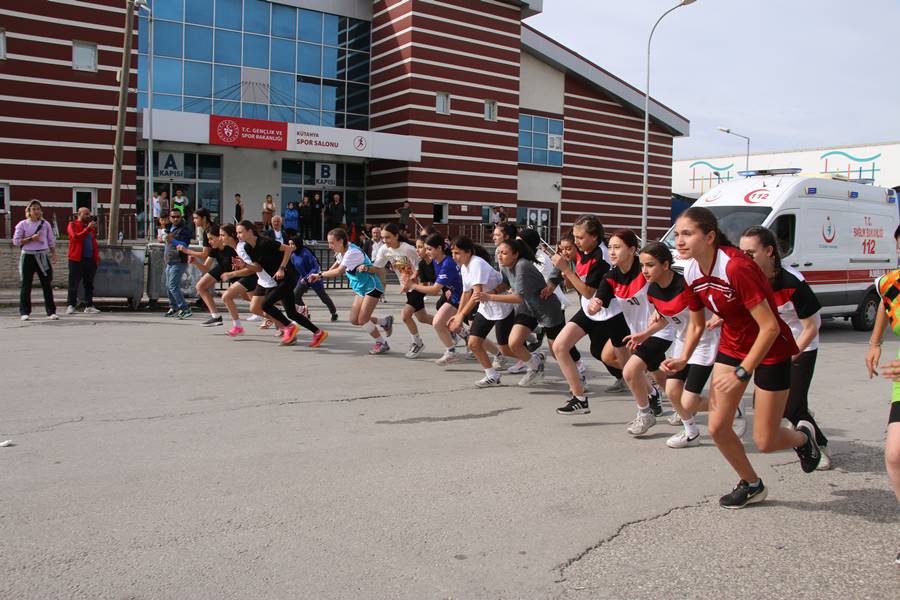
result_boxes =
[158,152,185,178]
[315,163,337,186]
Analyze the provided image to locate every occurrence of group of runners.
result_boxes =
[179,208,900,553]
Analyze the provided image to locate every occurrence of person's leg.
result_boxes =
[356,294,384,338]
[554,322,588,396]
[402,304,419,336]
[172,263,188,310]
[313,285,338,315]
[67,259,81,308]
[19,254,36,316]
[196,274,218,315]
[432,303,457,348]
[886,416,900,504]
[277,281,319,333]
[262,285,291,327]
[415,308,433,326]
[623,354,651,409]
[707,363,758,482]
[36,261,56,315]
[164,264,177,308]
[753,387,807,453]
[785,350,828,447]
[507,324,533,363]
[82,259,97,307]
[222,282,247,322]
[468,335,491,368]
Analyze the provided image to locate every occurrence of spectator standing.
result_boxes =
[172,188,189,216]
[233,193,243,224]
[265,215,286,244]
[159,190,169,215]
[164,208,193,319]
[395,201,412,233]
[66,207,101,315]
[283,201,300,234]
[299,195,314,240]
[311,192,325,239]
[262,194,276,228]
[324,192,345,232]
[151,191,161,220]
[13,200,58,321]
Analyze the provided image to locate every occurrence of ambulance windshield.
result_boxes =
[662,206,771,247]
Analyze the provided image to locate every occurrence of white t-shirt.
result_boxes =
[372,239,385,259]
[152,195,161,217]
[461,255,513,320]
[337,244,367,271]
[237,241,275,288]
[373,241,418,277]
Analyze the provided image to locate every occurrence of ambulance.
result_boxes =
[662,169,899,330]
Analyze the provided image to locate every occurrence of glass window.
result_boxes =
[519,114,532,130]
[297,81,321,110]
[298,43,321,76]
[154,20,183,58]
[549,119,564,135]
[303,162,317,186]
[347,164,365,187]
[484,100,497,121]
[138,92,147,111]
[152,94,182,111]
[320,111,337,128]
[243,0,270,35]
[299,9,323,43]
[548,152,564,167]
[183,154,197,179]
[322,46,340,79]
[296,109,319,125]
[215,0,242,30]
[272,4,297,39]
[185,0,213,25]
[72,41,97,71]
[533,133,547,148]
[323,14,340,46]
[185,25,213,61]
[155,0,183,21]
[270,105,294,123]
[214,29,241,65]
[519,131,532,147]
[436,92,450,115]
[271,38,295,72]
[346,114,368,130]
[518,147,532,163]
[518,113,564,167]
[243,34,269,69]
[533,149,548,165]
[199,154,221,180]
[282,160,302,184]
[322,80,343,113]
[347,19,370,52]
[242,103,268,119]
[197,182,221,217]
[138,18,148,53]
[183,97,212,114]
[346,51,369,83]
[153,57,182,94]
[269,72,294,106]
[184,61,212,98]
[213,64,241,99]
[138,54,148,91]
[346,82,368,115]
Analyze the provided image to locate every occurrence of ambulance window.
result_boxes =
[771,214,795,257]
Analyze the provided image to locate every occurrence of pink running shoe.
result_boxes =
[280,323,299,346]
[309,329,328,348]
[226,325,244,337]
[368,340,390,355]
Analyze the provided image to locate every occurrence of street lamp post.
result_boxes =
[717,126,751,172]
[640,0,697,243]
[109,0,139,243]
[136,0,153,239]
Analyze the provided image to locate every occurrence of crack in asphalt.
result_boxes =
[12,416,85,435]
[375,407,522,424]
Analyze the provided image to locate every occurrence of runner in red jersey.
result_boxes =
[661,207,821,509]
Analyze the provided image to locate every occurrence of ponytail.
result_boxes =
[679,207,733,247]
[451,235,492,262]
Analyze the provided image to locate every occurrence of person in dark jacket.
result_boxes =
[289,235,338,321]
[66,207,101,314]
[283,201,300,233]
[164,208,194,319]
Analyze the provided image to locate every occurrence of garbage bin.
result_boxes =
[147,242,204,304]
[80,243,146,310]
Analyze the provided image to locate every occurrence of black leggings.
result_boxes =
[784,349,828,447]
[263,273,319,333]
[20,253,56,316]
[294,281,337,315]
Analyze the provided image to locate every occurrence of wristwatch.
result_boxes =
[734,366,751,382]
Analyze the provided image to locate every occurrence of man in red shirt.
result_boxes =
[66,207,101,314]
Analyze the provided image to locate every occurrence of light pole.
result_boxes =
[717,126,750,172]
[640,0,697,243]
[136,0,153,239]
[109,0,139,243]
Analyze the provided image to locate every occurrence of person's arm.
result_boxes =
[47,223,57,262]
[179,246,208,259]
[12,221,27,247]
[866,306,888,379]
[68,221,91,242]
[793,314,819,356]
[274,245,292,280]
[624,313,669,350]
[448,288,476,330]
[550,252,597,299]
[410,281,442,295]
[660,308,705,374]
[713,300,780,393]
[192,257,215,274]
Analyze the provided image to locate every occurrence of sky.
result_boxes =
[525,0,900,159]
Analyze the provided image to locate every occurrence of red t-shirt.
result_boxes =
[683,245,797,364]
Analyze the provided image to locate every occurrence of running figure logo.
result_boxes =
[354,136,367,151]
[217,120,241,144]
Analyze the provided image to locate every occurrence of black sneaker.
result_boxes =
[719,479,767,509]
[648,388,662,417]
[202,315,223,327]
[331,313,339,322]
[795,420,821,473]
[556,397,590,415]
[163,308,177,317]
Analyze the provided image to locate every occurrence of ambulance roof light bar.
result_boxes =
[831,173,875,185]
[737,168,802,177]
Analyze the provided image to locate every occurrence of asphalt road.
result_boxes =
[1,289,897,599]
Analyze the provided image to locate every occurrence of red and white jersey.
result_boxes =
[683,245,797,364]
[576,243,623,322]
[595,261,674,340]
[647,272,720,366]
[770,266,822,352]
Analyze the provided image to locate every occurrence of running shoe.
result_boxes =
[733,406,748,439]
[226,325,244,337]
[719,480,767,509]
[604,378,628,393]
[66,305,76,315]
[795,420,822,473]
[382,315,394,337]
[507,360,528,374]
[309,329,329,348]
[666,430,700,449]
[259,319,273,330]
[435,350,460,366]
[667,412,683,426]
[475,374,502,388]
[369,340,390,355]
[556,397,590,415]
[450,331,461,346]
[177,308,192,320]
[518,355,545,387]
[19,314,29,321]
[280,323,299,346]
[246,314,262,322]
[626,411,656,436]
[47,314,59,320]
[330,313,339,322]
[84,306,101,314]
[648,388,663,417]
[164,308,177,317]
[202,315,223,327]
[492,353,509,371]
[817,446,832,471]
[405,341,425,359]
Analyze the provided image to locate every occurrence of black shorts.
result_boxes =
[253,283,271,297]
[208,266,224,282]
[469,311,516,345]
[436,295,458,311]
[569,310,629,347]
[890,402,900,424]
[514,313,539,330]
[716,352,791,392]
[366,288,383,299]
[237,274,258,292]
[406,290,426,312]
[672,363,714,395]
[633,336,672,372]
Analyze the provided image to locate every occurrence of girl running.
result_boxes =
[661,207,821,509]
[631,241,720,448]
[218,224,264,335]
[587,229,674,435]
[289,235,338,322]
[447,236,514,387]
[740,225,831,469]
[183,223,235,327]
[371,223,425,354]
[404,233,464,365]
[307,228,390,354]
[395,233,437,359]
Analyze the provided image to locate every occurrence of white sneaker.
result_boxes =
[405,341,424,359]
[605,378,628,393]
[66,305,76,315]
[517,354,545,387]
[626,411,657,436]
[667,412,683,426]
[84,306,101,314]
[492,353,509,371]
[666,430,701,448]
[435,351,460,366]
[507,360,528,374]
[20,314,30,321]
[733,408,747,439]
[47,314,59,320]
[475,374,502,388]
[817,446,833,471]
[246,314,262,322]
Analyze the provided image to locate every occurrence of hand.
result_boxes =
[706,315,723,330]
[623,331,648,351]
[50,253,57,264]
[879,358,900,382]
[221,272,232,282]
[447,316,463,332]
[307,273,321,283]
[88,221,97,230]
[30,233,40,242]
[648,311,662,325]
[539,284,555,300]
[187,256,195,264]
[550,252,568,271]
[358,265,368,272]
[472,290,486,303]
[275,268,285,280]
[865,345,882,379]
[586,297,603,316]
[713,370,744,394]
[177,245,187,253]
[660,357,686,375]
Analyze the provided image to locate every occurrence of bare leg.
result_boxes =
[506,324,533,363]
[468,336,491,368]
[432,303,457,348]
[707,363,758,482]
[553,323,588,395]
[886,422,900,504]
[623,354,651,409]
[196,274,218,315]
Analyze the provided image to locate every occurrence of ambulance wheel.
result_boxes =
[851,291,879,331]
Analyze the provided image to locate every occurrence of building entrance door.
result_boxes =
[526,208,552,244]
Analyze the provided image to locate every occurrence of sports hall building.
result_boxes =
[0,0,688,242]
